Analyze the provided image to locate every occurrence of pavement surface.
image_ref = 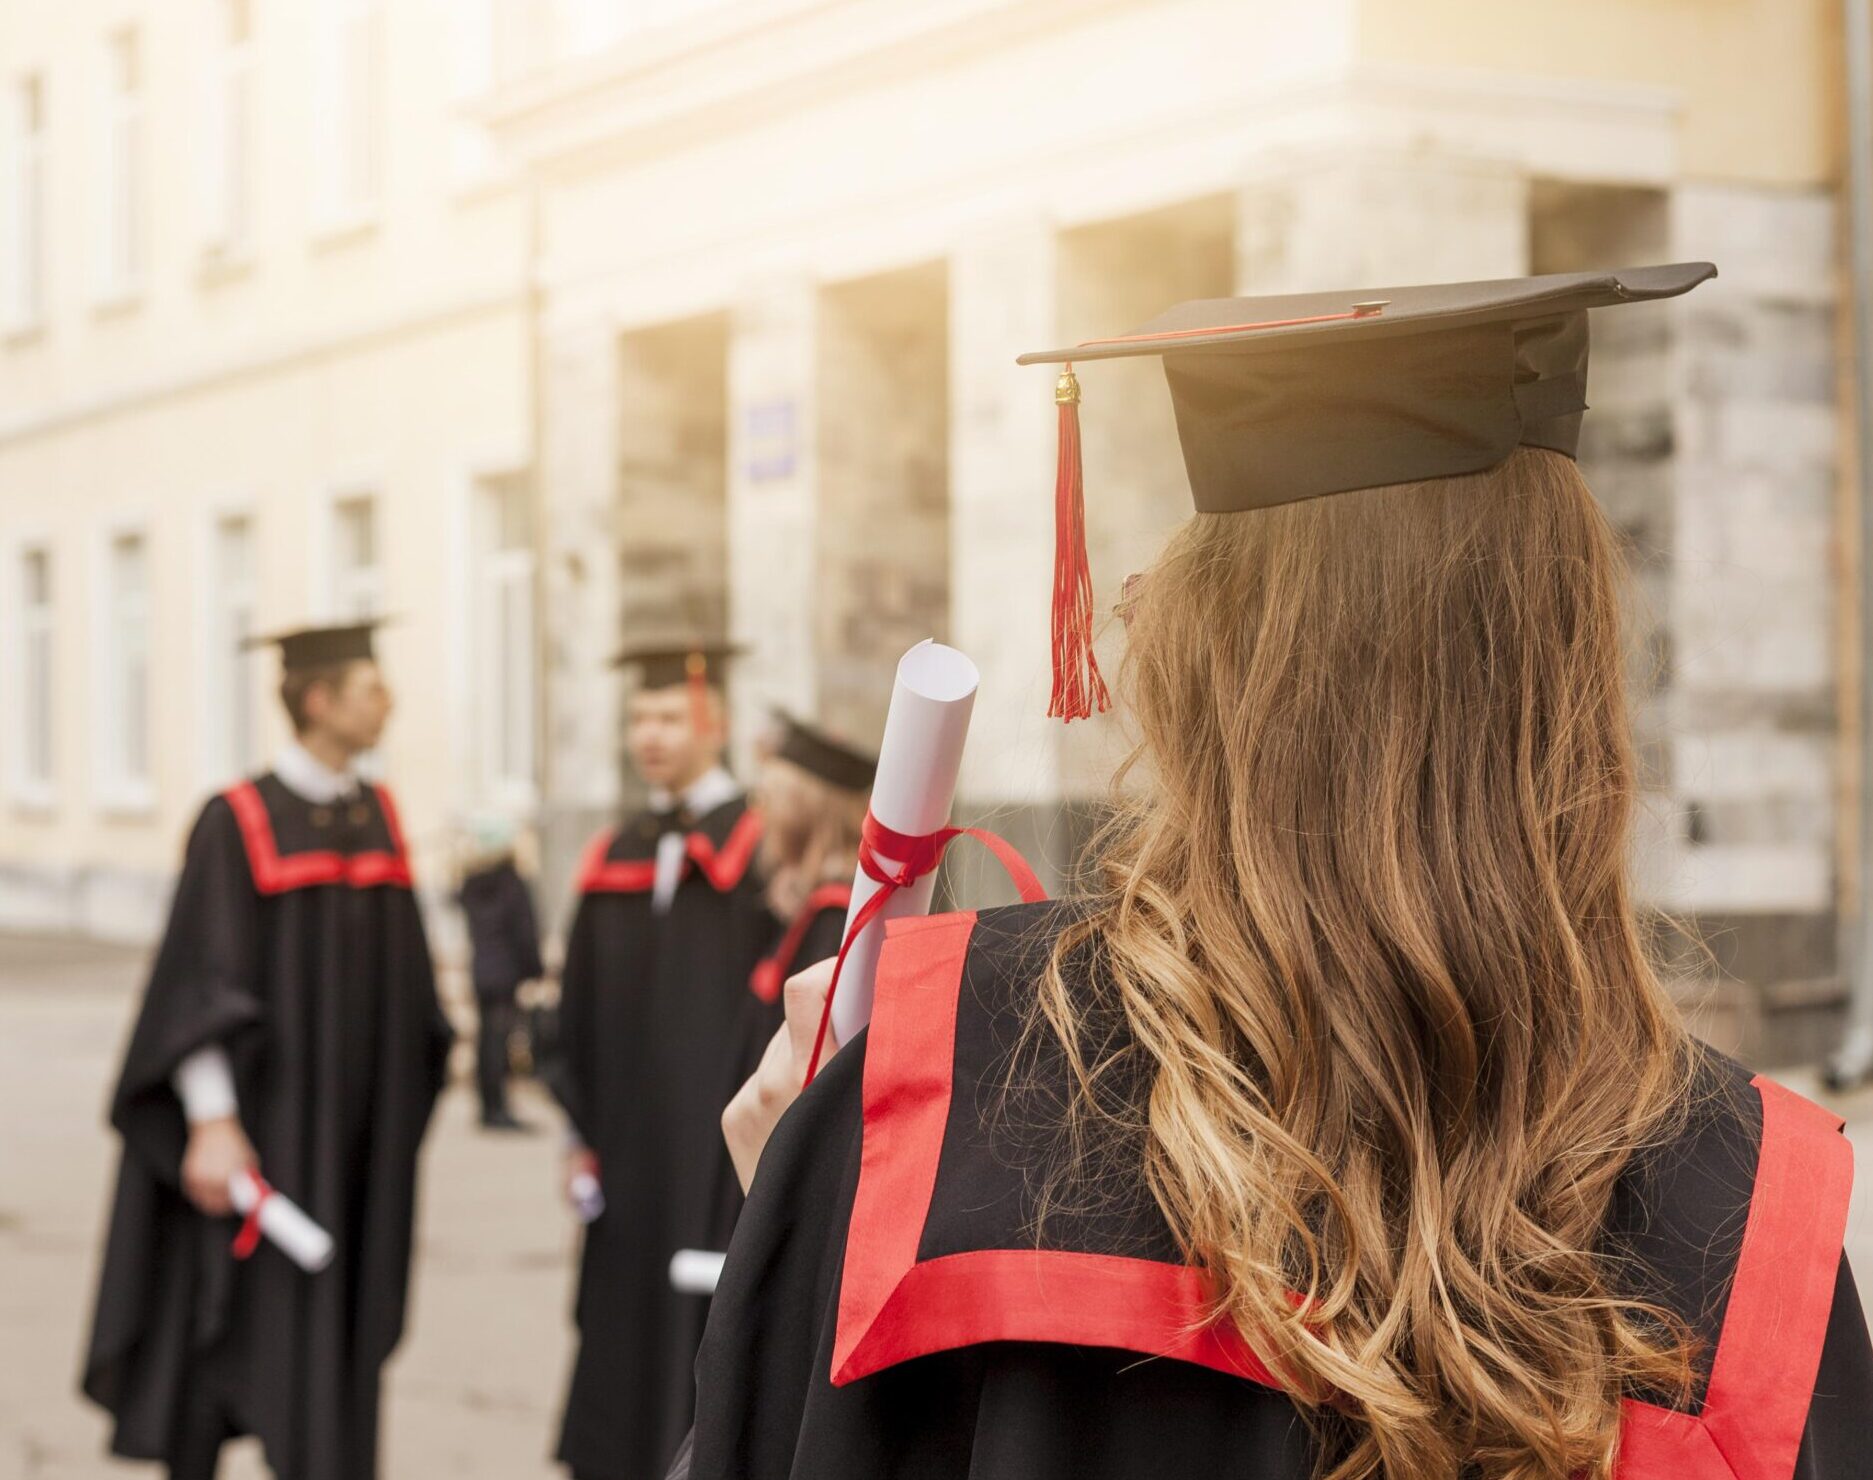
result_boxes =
[3,933,1872,1479]
[0,934,574,1480]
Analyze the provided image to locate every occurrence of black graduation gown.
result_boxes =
[82,774,453,1480]
[684,899,1873,1480]
[747,884,853,1020]
[550,794,780,1480]
[458,857,547,998]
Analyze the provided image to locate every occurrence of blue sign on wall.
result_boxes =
[744,399,797,482]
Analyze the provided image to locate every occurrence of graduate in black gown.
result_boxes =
[744,713,877,1024]
[82,622,453,1480]
[682,266,1873,1480]
[550,639,780,1480]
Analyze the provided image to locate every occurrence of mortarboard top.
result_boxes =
[243,621,387,673]
[772,710,877,793]
[1018,262,1717,721]
[609,638,745,693]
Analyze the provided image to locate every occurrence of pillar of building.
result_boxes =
[1660,184,1840,1042]
[727,278,820,761]
[815,264,951,747]
[947,220,1063,836]
[538,316,626,898]
[1235,149,1530,292]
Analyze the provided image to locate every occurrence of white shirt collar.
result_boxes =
[274,740,361,805]
[646,765,740,823]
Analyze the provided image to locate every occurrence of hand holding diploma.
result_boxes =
[723,956,838,1193]
[228,1168,335,1272]
[181,1116,257,1217]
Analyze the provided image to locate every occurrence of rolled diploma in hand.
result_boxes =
[229,1169,336,1272]
[669,1248,728,1295]
[828,640,979,1046]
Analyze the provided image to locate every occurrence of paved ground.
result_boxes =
[4,935,1873,1479]
[0,935,574,1480]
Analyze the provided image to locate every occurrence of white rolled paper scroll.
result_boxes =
[827,640,979,1046]
[668,1248,728,1296]
[229,1169,336,1273]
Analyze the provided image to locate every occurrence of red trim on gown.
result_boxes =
[223,779,414,895]
[577,808,765,896]
[834,911,1856,1479]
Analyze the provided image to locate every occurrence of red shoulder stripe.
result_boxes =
[834,915,1855,1473]
[575,827,657,895]
[1615,1075,1853,1479]
[832,909,1279,1390]
[750,882,854,1002]
[222,780,412,895]
[687,807,764,892]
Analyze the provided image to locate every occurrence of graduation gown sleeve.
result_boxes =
[108,794,265,1182]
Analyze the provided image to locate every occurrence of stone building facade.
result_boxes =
[0,0,1854,1060]
[487,0,1849,1058]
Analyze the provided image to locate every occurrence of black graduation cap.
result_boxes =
[243,620,386,672]
[773,711,877,793]
[1016,262,1717,721]
[612,637,744,738]
[609,638,744,691]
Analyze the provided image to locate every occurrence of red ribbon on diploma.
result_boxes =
[802,813,1047,1086]
[231,1174,273,1261]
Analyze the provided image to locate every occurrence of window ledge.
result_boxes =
[450,164,520,207]
[310,211,381,252]
[196,244,256,289]
[91,286,145,320]
[8,785,58,818]
[96,784,158,820]
[2,318,46,349]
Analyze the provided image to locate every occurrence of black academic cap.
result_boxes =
[244,621,386,672]
[610,638,744,692]
[772,711,877,793]
[1018,262,1717,720]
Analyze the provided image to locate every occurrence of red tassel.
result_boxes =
[686,653,714,739]
[1048,366,1109,721]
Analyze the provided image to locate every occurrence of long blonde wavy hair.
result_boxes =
[1036,448,1697,1479]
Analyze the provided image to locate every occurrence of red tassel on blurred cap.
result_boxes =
[686,652,714,739]
[1048,365,1109,722]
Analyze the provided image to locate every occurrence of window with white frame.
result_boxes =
[102,531,151,801]
[313,0,383,230]
[14,545,55,801]
[202,0,255,257]
[331,493,382,619]
[474,472,536,797]
[5,74,46,330]
[99,28,144,297]
[209,514,261,776]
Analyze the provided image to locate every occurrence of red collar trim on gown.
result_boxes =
[833,911,1854,1480]
[577,807,765,896]
[223,779,414,895]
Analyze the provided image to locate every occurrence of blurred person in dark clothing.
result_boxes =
[456,812,546,1132]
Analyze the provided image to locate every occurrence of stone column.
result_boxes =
[948,220,1062,810]
[1236,149,1530,291]
[1661,185,1839,1026]
[539,316,624,898]
[727,279,820,764]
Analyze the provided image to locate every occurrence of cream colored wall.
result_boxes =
[0,1,532,931]
[1356,0,1841,187]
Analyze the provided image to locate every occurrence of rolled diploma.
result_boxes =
[229,1169,336,1273]
[827,640,979,1046]
[669,1248,728,1295]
